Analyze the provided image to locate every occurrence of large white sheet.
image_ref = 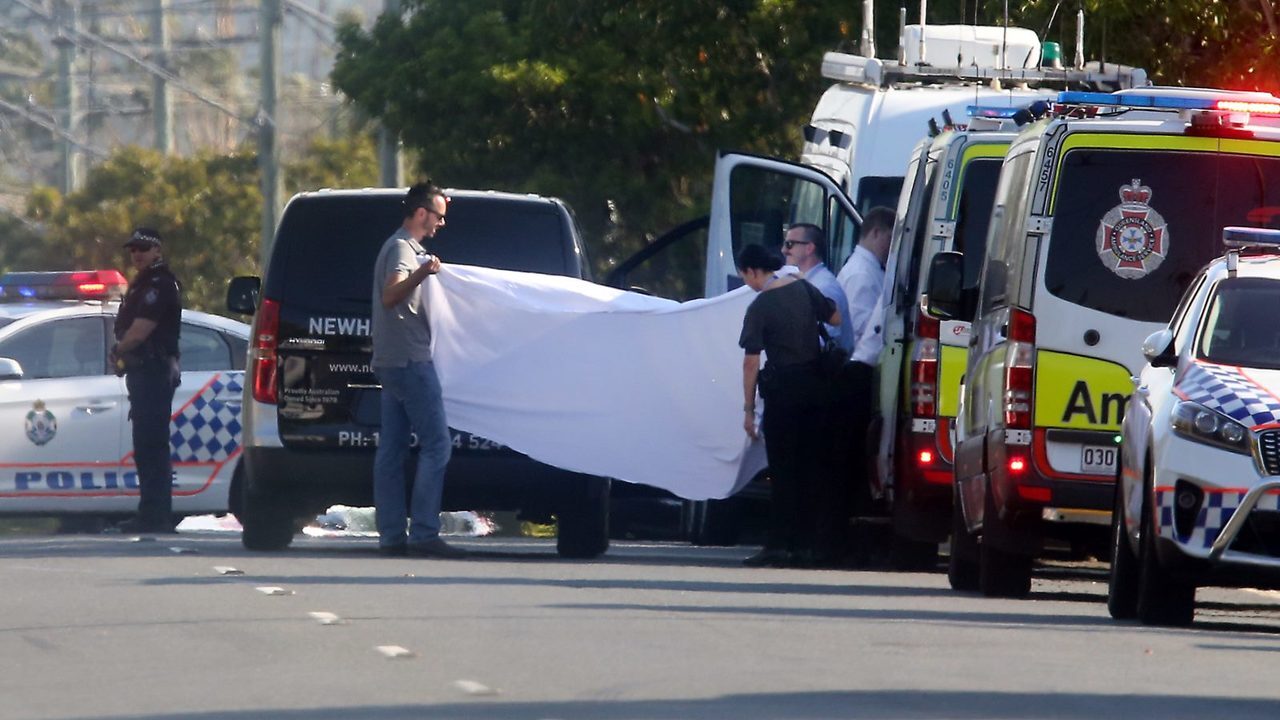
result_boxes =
[425,264,764,500]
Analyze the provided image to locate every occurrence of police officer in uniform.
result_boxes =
[111,227,182,534]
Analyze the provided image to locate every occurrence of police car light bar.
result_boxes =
[0,270,128,302]
[1223,226,1280,251]
[967,105,1021,119]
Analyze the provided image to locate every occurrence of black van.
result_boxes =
[226,188,610,558]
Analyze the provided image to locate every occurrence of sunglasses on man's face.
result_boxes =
[782,239,813,250]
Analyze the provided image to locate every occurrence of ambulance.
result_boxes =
[675,8,1145,544]
[872,111,1022,568]
[0,270,249,528]
[926,87,1280,596]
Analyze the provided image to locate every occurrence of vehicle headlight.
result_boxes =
[1170,400,1251,455]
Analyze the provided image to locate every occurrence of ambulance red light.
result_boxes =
[252,298,280,404]
[1016,484,1050,502]
[911,303,941,417]
[1009,456,1027,473]
[918,450,935,466]
[1215,99,1280,115]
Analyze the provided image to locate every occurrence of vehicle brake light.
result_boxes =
[1003,308,1035,429]
[918,450,935,466]
[1009,456,1027,473]
[252,298,280,404]
[911,302,940,418]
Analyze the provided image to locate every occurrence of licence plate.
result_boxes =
[1081,445,1117,474]
[450,430,508,452]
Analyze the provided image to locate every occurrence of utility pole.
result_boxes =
[259,0,283,268]
[53,0,81,194]
[377,0,402,187]
[151,0,173,154]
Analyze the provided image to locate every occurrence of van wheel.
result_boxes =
[978,491,1032,598]
[1136,492,1195,626]
[688,498,741,546]
[890,534,939,571]
[239,481,296,552]
[1107,472,1140,620]
[556,475,610,559]
[947,488,979,591]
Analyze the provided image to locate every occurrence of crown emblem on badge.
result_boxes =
[25,398,57,446]
[1118,179,1152,204]
[33,399,45,412]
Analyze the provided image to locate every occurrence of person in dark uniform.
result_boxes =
[111,227,182,534]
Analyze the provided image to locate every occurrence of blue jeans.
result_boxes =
[373,361,452,546]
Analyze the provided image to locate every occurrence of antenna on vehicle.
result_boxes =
[861,0,876,58]
[928,117,940,136]
[919,0,927,65]
[942,109,955,129]
[1074,6,1086,69]
[898,6,907,64]
[1001,0,1009,70]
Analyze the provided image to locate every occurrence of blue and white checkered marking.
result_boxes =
[170,372,243,464]
[1157,487,1280,550]
[1175,362,1280,430]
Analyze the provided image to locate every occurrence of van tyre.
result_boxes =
[556,475,610,559]
[948,488,979,591]
[978,490,1032,598]
[1107,471,1140,620]
[239,481,297,552]
[688,498,741,546]
[1136,492,1195,626]
[891,534,939,571]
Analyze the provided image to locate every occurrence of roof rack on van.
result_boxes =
[822,52,1147,91]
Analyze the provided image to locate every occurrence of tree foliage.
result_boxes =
[16,137,379,313]
[332,0,860,275]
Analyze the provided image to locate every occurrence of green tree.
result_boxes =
[332,0,859,277]
[18,137,380,313]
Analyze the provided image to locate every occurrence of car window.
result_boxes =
[954,158,1002,294]
[1197,277,1280,369]
[1046,149,1280,322]
[180,322,233,371]
[270,194,574,314]
[0,316,105,379]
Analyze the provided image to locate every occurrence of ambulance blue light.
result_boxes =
[1057,91,1217,110]
[967,105,1020,119]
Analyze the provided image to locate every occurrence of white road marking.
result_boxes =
[308,611,343,625]
[255,586,293,596]
[213,566,244,575]
[168,546,198,554]
[375,645,415,659]
[453,679,499,696]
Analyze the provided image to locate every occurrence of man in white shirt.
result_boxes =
[827,206,896,565]
[782,223,853,353]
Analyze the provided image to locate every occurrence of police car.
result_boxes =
[1109,228,1280,626]
[0,270,248,525]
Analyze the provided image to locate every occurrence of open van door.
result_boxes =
[707,152,862,297]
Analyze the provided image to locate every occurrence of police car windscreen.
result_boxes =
[1044,150,1280,322]
[1198,277,1280,370]
[275,195,570,312]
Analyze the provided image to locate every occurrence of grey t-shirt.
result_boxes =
[371,227,433,367]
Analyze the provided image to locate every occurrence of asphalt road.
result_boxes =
[4,531,1280,720]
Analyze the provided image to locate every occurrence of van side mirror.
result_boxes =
[0,357,24,381]
[226,276,261,316]
[925,251,964,320]
[1142,329,1177,368]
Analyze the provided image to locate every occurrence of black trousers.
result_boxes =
[126,360,177,524]
[816,361,876,558]
[759,364,829,553]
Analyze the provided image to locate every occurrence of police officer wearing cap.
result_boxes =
[111,227,182,534]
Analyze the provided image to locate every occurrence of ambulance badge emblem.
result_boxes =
[1096,179,1169,280]
[25,399,57,446]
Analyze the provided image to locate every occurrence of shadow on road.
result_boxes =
[54,689,1280,720]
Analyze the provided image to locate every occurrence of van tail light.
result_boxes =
[911,303,940,418]
[252,298,280,404]
[1003,308,1036,429]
